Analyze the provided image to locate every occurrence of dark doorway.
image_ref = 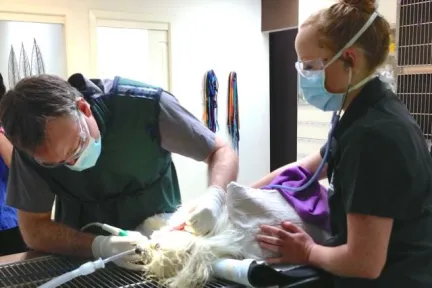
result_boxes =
[269,28,299,171]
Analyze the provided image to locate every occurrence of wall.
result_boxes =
[261,0,298,31]
[0,0,270,202]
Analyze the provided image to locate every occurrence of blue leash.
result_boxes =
[264,112,340,192]
[203,70,219,132]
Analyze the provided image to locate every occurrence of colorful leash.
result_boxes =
[227,72,239,153]
[203,70,219,132]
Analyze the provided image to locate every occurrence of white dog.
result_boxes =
[134,182,330,288]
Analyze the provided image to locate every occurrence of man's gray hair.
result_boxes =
[0,74,82,153]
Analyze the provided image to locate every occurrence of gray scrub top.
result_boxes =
[7,83,216,214]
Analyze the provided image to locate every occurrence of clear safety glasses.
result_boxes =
[295,58,326,78]
[35,113,89,168]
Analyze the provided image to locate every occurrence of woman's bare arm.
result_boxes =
[308,213,393,279]
[250,150,327,188]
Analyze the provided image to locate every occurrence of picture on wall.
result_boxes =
[0,20,66,89]
[7,46,18,88]
[7,39,46,87]
[19,43,31,79]
[31,38,46,76]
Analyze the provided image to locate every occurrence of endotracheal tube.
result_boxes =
[38,222,145,288]
[38,247,144,288]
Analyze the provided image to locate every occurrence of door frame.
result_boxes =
[88,10,172,90]
[269,28,299,170]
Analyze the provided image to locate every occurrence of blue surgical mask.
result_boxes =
[300,70,373,112]
[297,11,380,112]
[66,136,102,171]
[300,72,346,112]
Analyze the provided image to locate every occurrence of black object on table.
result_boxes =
[248,262,333,288]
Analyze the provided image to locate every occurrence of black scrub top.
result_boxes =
[320,77,432,287]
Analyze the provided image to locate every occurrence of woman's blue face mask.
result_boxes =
[296,60,367,112]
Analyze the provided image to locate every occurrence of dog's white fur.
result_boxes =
[134,182,329,288]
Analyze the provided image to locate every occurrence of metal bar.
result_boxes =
[0,255,235,288]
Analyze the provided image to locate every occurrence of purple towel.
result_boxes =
[262,166,330,232]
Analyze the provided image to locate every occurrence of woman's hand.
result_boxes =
[257,221,315,264]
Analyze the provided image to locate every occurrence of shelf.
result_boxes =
[397,65,432,74]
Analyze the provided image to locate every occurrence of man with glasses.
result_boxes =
[0,73,238,270]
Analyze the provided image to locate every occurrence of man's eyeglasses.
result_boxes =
[35,113,89,168]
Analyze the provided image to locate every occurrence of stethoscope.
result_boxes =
[264,71,380,192]
[263,71,358,192]
[263,110,341,192]
[263,11,382,192]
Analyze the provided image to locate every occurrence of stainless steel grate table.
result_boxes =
[0,255,242,288]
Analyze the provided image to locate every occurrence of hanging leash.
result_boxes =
[227,72,239,153]
[203,70,219,132]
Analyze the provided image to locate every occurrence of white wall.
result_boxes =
[377,0,397,26]
[0,0,270,202]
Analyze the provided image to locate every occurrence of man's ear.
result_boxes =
[76,97,93,117]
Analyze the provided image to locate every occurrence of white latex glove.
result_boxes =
[124,230,147,239]
[185,186,225,235]
[92,232,149,271]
